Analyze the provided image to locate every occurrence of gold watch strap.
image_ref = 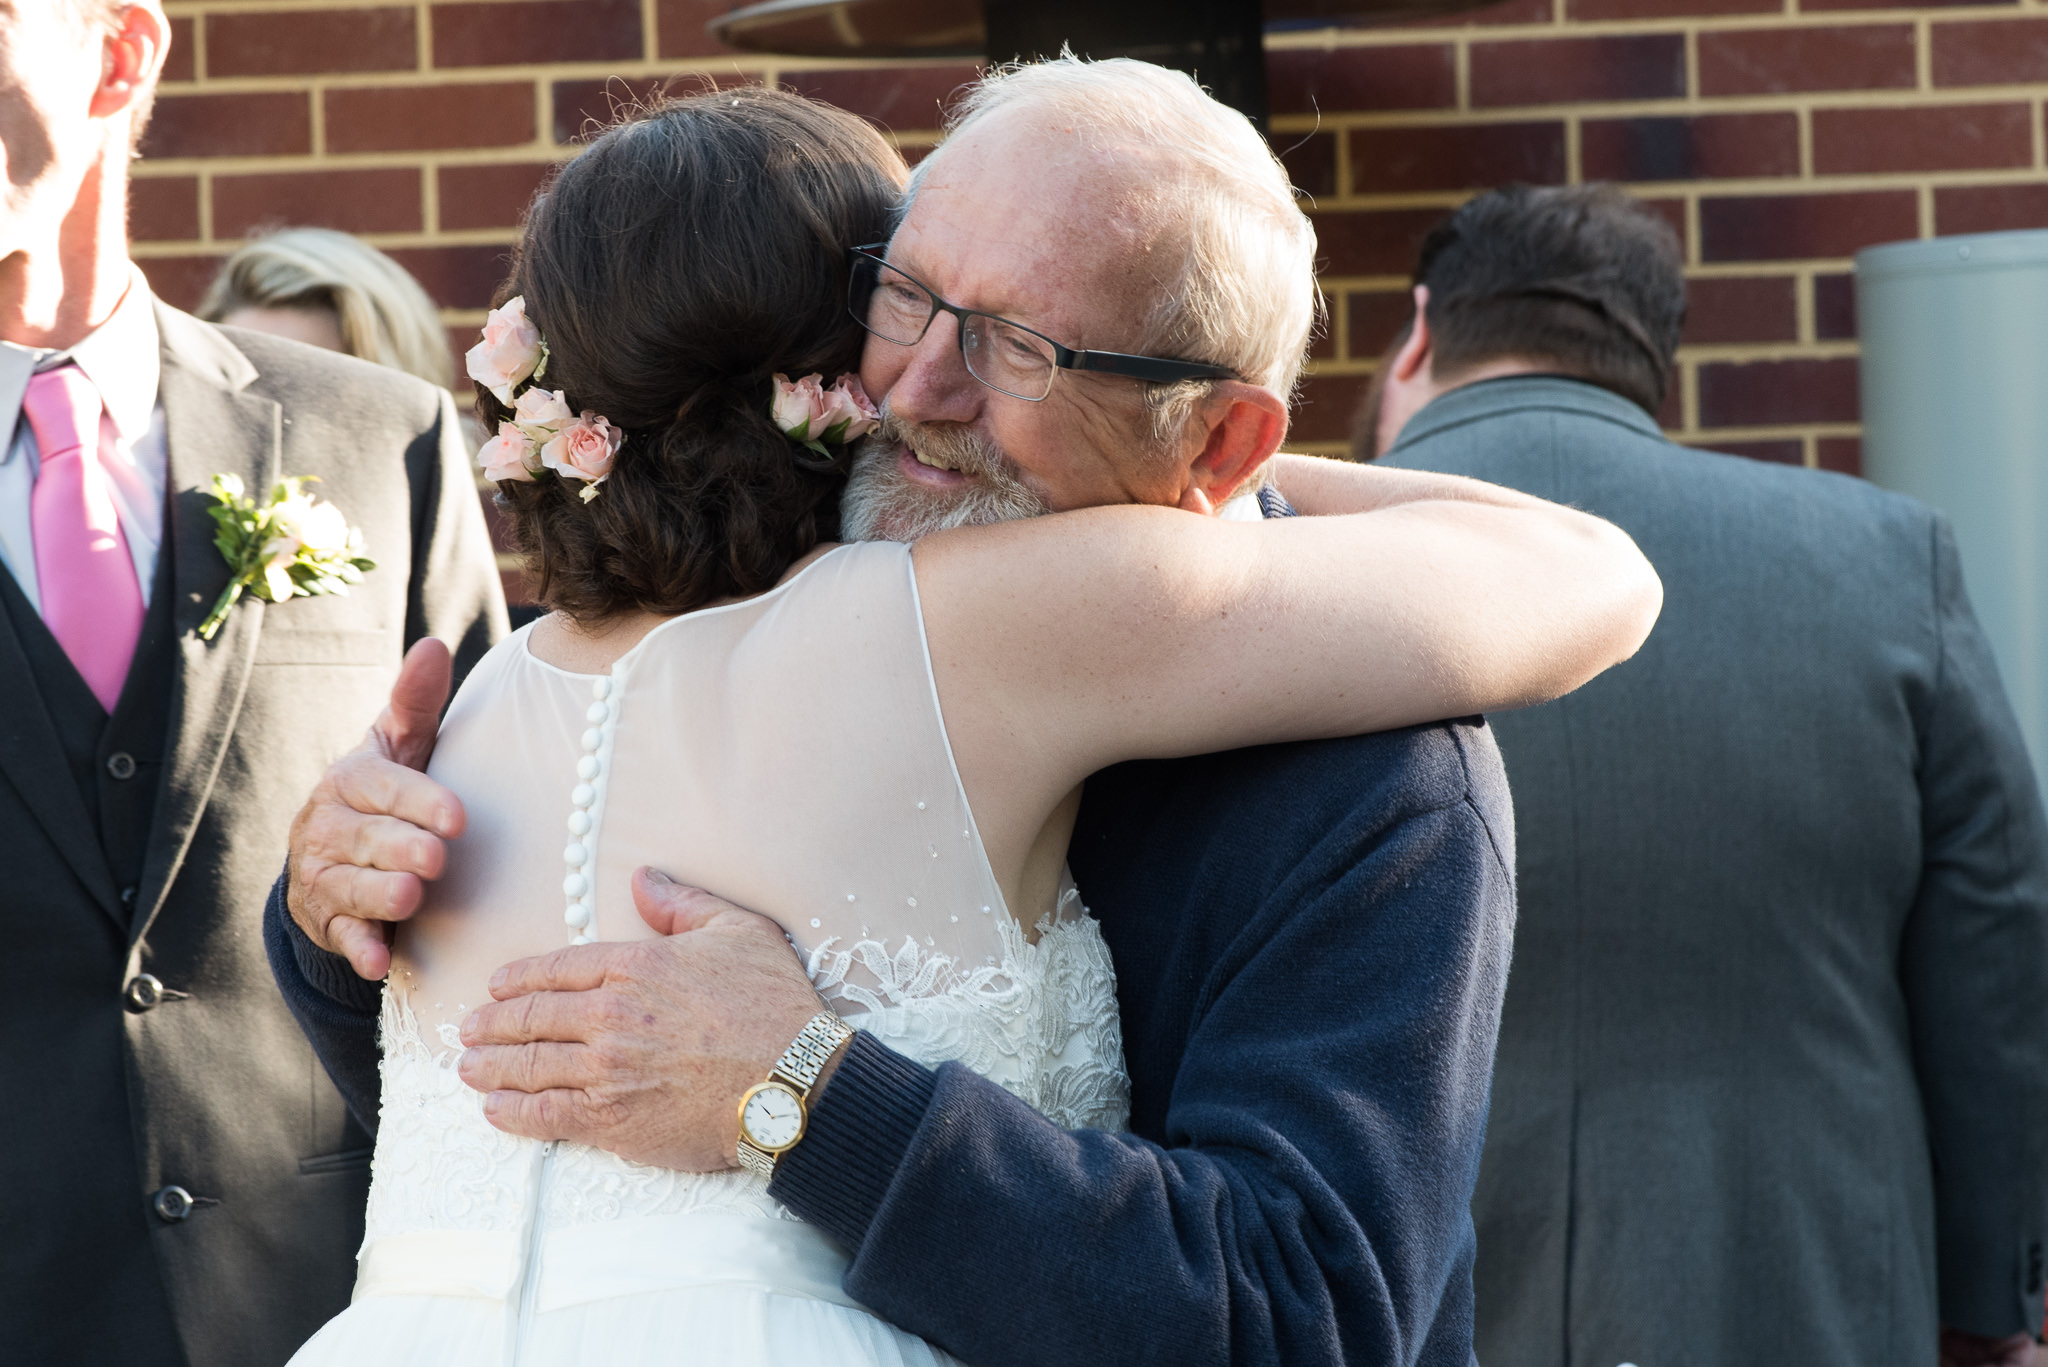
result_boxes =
[736,1012,854,1178]
[769,1011,856,1097]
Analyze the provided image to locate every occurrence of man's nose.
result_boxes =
[883,313,984,427]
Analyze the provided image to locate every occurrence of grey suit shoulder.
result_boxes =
[210,318,450,424]
[1387,376,2048,1367]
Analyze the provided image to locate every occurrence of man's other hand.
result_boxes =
[1941,1328,2039,1367]
[456,868,834,1171]
[286,637,466,980]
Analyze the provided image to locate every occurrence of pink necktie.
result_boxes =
[24,365,144,712]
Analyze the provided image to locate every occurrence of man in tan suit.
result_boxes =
[0,5,504,1363]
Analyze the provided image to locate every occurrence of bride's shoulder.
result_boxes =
[767,539,912,602]
[445,619,542,706]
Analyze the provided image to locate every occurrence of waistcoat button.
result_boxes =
[106,752,136,780]
[124,974,164,1013]
[151,1185,193,1222]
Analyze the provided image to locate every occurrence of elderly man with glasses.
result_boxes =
[271,57,1514,1367]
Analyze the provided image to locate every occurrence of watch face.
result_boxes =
[741,1083,804,1151]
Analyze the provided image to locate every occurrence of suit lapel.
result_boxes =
[0,571,123,921]
[130,304,278,942]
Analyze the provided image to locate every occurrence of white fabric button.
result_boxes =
[563,842,588,867]
[571,933,594,946]
[563,873,588,899]
[571,784,595,809]
[564,904,591,929]
[576,756,600,781]
[590,677,611,700]
[567,811,591,836]
[581,728,602,753]
[586,701,609,725]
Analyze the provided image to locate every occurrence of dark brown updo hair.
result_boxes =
[481,87,906,619]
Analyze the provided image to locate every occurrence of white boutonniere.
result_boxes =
[198,473,375,640]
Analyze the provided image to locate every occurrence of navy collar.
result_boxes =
[1385,375,1665,458]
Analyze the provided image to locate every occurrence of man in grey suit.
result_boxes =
[1362,183,2048,1367]
[0,4,504,1363]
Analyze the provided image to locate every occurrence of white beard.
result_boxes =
[840,414,1050,543]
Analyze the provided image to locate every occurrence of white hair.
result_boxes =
[906,56,1321,444]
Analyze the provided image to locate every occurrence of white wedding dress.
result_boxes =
[288,540,1130,1367]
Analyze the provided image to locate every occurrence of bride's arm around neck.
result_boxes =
[916,467,1660,845]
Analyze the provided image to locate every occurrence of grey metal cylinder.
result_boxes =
[1858,229,2048,790]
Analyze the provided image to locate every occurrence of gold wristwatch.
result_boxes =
[735,1011,856,1179]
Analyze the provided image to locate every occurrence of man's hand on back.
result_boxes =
[456,868,836,1171]
[286,638,467,980]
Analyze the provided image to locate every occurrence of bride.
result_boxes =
[287,83,1658,1366]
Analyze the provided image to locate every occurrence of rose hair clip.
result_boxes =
[770,372,879,468]
[468,297,622,504]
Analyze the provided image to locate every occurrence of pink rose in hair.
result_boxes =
[466,296,543,404]
[541,411,624,501]
[513,386,573,440]
[817,374,880,445]
[477,422,539,482]
[770,373,829,441]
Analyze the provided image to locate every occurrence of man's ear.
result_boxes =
[1177,382,1290,516]
[90,4,169,123]
[1367,284,1438,459]
[1390,284,1434,383]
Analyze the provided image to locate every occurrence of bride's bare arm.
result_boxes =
[1266,450,1565,516]
[916,491,1661,804]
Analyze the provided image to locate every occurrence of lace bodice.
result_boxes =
[361,541,1130,1253]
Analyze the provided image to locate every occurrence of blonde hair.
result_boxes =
[198,228,453,389]
[909,57,1320,441]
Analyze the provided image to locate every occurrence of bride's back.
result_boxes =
[395,541,1063,1062]
[330,542,1126,1367]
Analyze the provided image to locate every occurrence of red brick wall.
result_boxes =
[140,0,2048,555]
[1269,3,2048,472]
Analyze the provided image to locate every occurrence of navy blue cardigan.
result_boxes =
[266,720,1514,1366]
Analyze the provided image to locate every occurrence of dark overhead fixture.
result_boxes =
[709,0,1496,125]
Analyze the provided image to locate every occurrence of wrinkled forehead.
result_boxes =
[890,113,1180,347]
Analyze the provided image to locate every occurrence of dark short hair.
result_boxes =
[1411,183,1686,416]
[483,87,904,620]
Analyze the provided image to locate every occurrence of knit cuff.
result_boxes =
[769,1029,937,1251]
[268,870,383,1016]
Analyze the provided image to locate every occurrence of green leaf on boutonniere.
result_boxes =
[196,473,377,641]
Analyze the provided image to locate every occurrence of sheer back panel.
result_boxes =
[391,542,1019,1043]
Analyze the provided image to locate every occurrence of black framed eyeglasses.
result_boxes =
[846,245,1237,403]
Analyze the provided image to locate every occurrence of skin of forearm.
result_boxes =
[1269,451,1559,518]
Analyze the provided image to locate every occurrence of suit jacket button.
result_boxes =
[152,1185,193,1222]
[106,752,136,780]
[124,974,164,1013]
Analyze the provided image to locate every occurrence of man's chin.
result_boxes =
[840,444,1049,543]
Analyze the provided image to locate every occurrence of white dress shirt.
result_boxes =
[0,266,168,614]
